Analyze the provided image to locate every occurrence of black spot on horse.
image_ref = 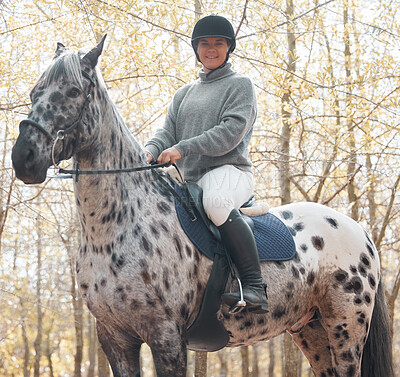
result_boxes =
[294,223,304,232]
[141,236,153,255]
[365,242,375,259]
[141,270,152,285]
[354,297,362,305]
[367,274,376,289]
[344,277,363,294]
[307,271,315,285]
[311,236,325,251]
[300,244,308,253]
[301,340,309,350]
[150,224,159,237]
[346,364,356,377]
[293,252,301,263]
[174,236,183,259]
[43,110,54,122]
[291,266,300,279]
[334,269,349,284]
[49,91,63,103]
[281,210,293,220]
[274,261,286,269]
[324,217,338,229]
[157,201,170,214]
[359,253,371,269]
[272,306,287,320]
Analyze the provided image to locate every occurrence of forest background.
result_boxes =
[0,0,399,376]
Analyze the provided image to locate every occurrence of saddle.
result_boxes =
[173,181,296,352]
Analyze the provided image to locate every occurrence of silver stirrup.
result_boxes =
[228,276,247,314]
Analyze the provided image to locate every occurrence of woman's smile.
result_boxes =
[197,37,229,72]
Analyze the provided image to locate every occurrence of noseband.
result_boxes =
[19,70,96,166]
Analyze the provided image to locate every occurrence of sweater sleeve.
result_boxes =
[145,84,190,159]
[174,78,257,158]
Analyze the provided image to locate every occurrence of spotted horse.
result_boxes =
[12,37,394,377]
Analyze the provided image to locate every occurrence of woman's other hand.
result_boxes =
[158,147,182,165]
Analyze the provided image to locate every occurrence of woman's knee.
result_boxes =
[203,194,233,226]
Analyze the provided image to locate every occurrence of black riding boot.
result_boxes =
[218,209,268,313]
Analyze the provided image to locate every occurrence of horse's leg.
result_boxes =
[291,320,335,376]
[96,321,142,377]
[317,291,374,377]
[148,322,187,377]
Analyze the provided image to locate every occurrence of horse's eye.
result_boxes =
[68,87,81,98]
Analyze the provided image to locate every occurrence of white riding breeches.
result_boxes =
[196,165,254,226]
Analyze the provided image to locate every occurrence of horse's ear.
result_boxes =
[54,42,66,59]
[82,34,107,68]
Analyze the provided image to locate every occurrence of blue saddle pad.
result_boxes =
[174,186,296,262]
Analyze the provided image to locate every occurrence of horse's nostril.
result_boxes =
[26,148,35,162]
[24,147,37,167]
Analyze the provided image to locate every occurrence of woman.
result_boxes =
[145,15,268,313]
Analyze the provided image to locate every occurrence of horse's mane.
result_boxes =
[40,51,84,89]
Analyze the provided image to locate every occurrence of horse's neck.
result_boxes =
[77,96,145,169]
[73,96,164,238]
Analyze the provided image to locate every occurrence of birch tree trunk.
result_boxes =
[67,241,83,377]
[98,342,110,377]
[268,338,275,377]
[280,0,300,374]
[194,352,207,377]
[33,216,43,377]
[88,313,96,377]
[241,346,250,377]
[343,0,359,221]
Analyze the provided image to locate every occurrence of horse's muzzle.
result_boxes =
[12,137,48,184]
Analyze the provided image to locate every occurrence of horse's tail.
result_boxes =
[361,280,394,377]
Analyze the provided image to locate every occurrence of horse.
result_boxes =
[11,37,394,377]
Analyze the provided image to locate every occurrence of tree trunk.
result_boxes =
[343,0,359,221]
[97,341,110,377]
[268,338,275,377]
[279,0,296,206]
[280,1,300,374]
[88,313,96,377]
[33,216,43,377]
[194,352,207,377]
[20,311,30,377]
[283,333,299,377]
[218,349,228,377]
[46,336,55,377]
[68,244,83,377]
[251,345,259,377]
[241,346,250,377]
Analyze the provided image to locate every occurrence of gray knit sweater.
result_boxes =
[145,63,257,182]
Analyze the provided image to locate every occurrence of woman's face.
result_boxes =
[197,37,229,72]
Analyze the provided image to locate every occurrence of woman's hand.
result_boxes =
[158,147,182,165]
[145,152,153,163]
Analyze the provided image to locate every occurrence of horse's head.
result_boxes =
[12,36,107,184]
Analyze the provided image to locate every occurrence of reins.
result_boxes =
[57,161,171,181]
[56,161,197,221]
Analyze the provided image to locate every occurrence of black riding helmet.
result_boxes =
[191,15,236,65]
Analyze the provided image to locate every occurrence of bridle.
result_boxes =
[19,67,197,221]
[19,70,96,167]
